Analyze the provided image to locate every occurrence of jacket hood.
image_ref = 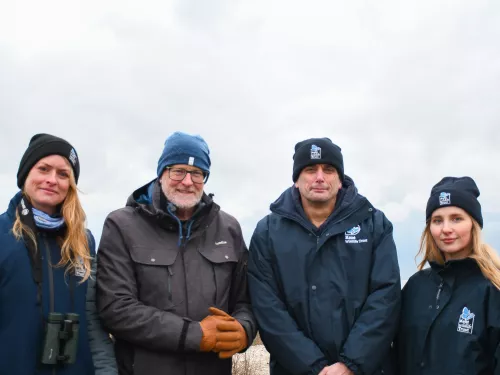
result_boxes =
[126,179,157,212]
[6,191,23,220]
[126,179,215,215]
[125,179,219,247]
[270,175,369,229]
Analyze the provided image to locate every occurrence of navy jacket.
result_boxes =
[248,177,401,375]
[0,192,116,375]
[397,258,500,375]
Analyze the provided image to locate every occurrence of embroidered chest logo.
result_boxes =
[457,307,475,334]
[310,144,321,159]
[439,192,451,205]
[74,256,86,278]
[344,225,367,244]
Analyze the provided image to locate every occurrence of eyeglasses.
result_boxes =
[166,167,207,183]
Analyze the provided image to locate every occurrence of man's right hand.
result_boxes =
[199,313,234,352]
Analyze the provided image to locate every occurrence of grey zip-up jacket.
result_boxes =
[96,180,256,375]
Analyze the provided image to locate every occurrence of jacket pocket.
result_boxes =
[198,245,238,305]
[129,246,180,310]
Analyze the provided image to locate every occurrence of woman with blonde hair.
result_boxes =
[397,176,500,375]
[0,134,116,375]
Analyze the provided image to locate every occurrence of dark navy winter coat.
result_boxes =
[397,258,500,375]
[0,192,116,375]
[248,177,401,375]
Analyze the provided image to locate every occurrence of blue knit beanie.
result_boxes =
[157,132,211,181]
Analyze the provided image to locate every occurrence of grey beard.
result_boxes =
[166,192,202,210]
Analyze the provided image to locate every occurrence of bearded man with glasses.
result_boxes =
[96,132,256,375]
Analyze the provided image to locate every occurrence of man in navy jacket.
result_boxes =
[248,138,401,375]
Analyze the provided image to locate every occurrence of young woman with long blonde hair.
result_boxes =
[0,134,116,375]
[397,176,500,375]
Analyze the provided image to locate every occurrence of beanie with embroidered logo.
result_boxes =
[17,133,80,188]
[292,137,344,182]
[425,176,483,228]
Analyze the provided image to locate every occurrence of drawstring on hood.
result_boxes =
[185,221,194,244]
[166,203,184,247]
[166,201,201,247]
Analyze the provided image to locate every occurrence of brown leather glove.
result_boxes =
[199,314,233,352]
[214,319,248,359]
[208,307,248,358]
[208,307,235,320]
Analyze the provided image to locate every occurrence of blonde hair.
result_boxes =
[417,217,500,290]
[12,166,92,282]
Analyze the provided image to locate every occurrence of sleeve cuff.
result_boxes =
[235,317,253,352]
[310,359,329,375]
[181,320,202,352]
[339,354,362,375]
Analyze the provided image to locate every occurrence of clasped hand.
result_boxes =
[318,362,354,375]
[199,307,248,359]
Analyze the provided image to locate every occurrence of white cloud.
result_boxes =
[1,0,500,277]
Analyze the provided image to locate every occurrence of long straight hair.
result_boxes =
[417,217,500,290]
[12,166,92,282]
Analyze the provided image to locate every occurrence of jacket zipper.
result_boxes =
[180,237,190,317]
[435,281,444,310]
[43,236,57,375]
[167,266,173,302]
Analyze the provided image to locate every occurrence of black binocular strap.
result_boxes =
[17,198,43,313]
[17,198,76,318]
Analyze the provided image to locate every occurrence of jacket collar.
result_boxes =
[429,257,481,277]
[270,175,371,233]
[5,191,67,235]
[126,179,218,230]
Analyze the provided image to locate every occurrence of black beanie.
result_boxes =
[425,176,483,228]
[292,137,344,182]
[17,133,80,188]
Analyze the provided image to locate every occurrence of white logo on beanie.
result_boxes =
[69,148,77,166]
[188,156,194,166]
[439,192,451,205]
[310,145,321,159]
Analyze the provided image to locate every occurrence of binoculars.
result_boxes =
[41,312,79,365]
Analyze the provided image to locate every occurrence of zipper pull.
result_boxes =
[167,266,173,302]
[435,281,444,310]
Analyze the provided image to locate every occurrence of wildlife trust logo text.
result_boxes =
[345,225,368,244]
[457,307,475,334]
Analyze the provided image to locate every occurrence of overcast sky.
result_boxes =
[1,0,499,279]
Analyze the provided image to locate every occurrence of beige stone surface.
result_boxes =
[232,345,270,375]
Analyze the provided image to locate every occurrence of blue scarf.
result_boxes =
[32,208,65,230]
